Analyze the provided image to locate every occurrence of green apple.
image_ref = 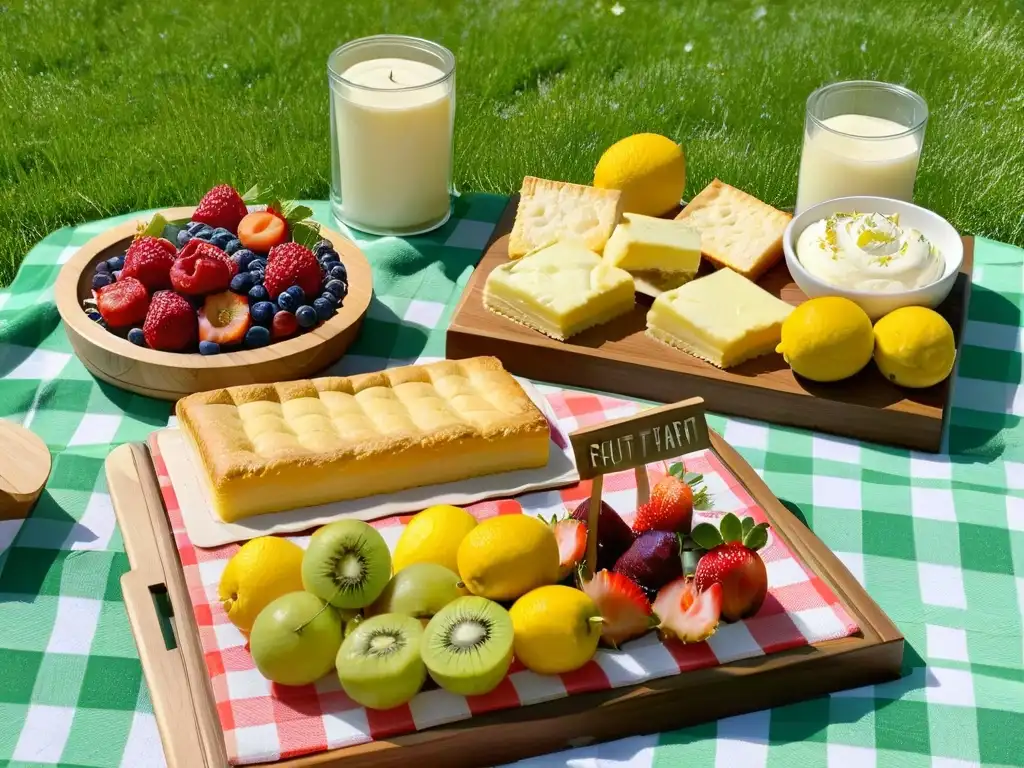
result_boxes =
[365,563,467,619]
[249,591,343,686]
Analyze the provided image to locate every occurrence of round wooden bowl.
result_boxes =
[55,206,373,401]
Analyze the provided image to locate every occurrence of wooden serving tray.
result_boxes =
[446,198,973,452]
[107,434,903,768]
[55,207,373,401]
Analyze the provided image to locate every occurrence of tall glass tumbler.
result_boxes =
[795,81,928,214]
[328,36,456,236]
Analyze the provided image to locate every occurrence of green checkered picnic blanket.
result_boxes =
[0,195,1021,768]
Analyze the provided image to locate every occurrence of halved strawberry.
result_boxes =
[653,577,722,643]
[551,518,587,580]
[581,569,656,648]
[198,292,251,345]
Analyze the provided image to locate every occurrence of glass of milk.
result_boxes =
[328,36,456,236]
[795,80,928,214]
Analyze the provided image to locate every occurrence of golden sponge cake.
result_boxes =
[176,357,551,522]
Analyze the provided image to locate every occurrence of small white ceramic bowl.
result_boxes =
[783,196,963,320]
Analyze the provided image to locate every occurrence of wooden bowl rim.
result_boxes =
[54,206,373,372]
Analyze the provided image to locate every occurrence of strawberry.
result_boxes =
[143,290,197,351]
[550,518,586,580]
[632,463,708,535]
[571,499,634,570]
[120,236,176,291]
[192,184,249,233]
[198,292,250,346]
[613,530,682,593]
[170,240,237,295]
[581,569,656,648]
[692,513,769,622]
[264,242,322,300]
[653,577,722,643]
[95,277,149,327]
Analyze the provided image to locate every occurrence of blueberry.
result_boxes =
[312,240,335,258]
[106,255,125,271]
[286,285,305,302]
[278,291,298,312]
[95,261,111,274]
[250,271,264,285]
[186,220,206,235]
[86,310,103,322]
[313,297,335,321]
[225,238,242,255]
[250,301,276,326]
[193,224,214,241]
[211,231,234,250]
[248,285,269,303]
[199,340,221,356]
[248,259,266,274]
[321,254,340,269]
[229,272,254,294]
[113,270,123,281]
[325,279,347,299]
[320,291,338,307]
[295,305,318,329]
[176,229,192,248]
[91,272,113,289]
[244,325,271,348]
[232,249,256,270]
[328,264,347,281]
[127,327,146,346]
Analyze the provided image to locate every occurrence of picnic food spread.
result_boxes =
[795,210,944,291]
[175,357,551,522]
[82,183,352,355]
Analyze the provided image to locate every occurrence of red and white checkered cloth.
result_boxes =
[149,389,858,766]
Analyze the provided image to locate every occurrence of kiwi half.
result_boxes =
[336,613,426,709]
[301,520,392,610]
[421,596,514,696]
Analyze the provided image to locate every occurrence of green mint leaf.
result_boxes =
[286,205,314,225]
[667,462,684,478]
[142,213,169,238]
[720,513,742,543]
[690,523,723,550]
[743,522,770,551]
[290,221,322,248]
[243,184,275,205]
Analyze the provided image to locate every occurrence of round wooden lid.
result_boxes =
[0,421,51,519]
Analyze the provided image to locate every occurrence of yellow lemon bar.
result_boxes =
[484,241,636,341]
[604,213,702,282]
[646,267,793,368]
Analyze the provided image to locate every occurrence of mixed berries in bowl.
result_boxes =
[83,184,351,355]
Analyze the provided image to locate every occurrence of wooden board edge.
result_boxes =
[106,444,228,767]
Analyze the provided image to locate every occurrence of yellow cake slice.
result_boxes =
[176,357,551,522]
[483,240,636,341]
[508,176,623,259]
[604,213,703,292]
[646,267,793,368]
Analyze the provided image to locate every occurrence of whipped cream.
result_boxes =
[795,211,944,293]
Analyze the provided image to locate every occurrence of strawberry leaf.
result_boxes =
[720,513,743,543]
[743,522,769,551]
[690,523,723,550]
[290,221,322,248]
[667,462,685,478]
[242,184,276,205]
[741,516,755,538]
[692,486,711,510]
[683,471,703,486]
[286,205,314,225]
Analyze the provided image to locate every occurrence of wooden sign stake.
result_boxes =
[569,397,713,579]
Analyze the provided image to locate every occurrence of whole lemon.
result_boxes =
[776,297,875,382]
[510,585,603,675]
[873,306,956,388]
[218,536,305,634]
[393,505,478,574]
[594,133,686,217]
[457,515,559,601]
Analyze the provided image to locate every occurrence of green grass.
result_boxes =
[1,0,1023,286]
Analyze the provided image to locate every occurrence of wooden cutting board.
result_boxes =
[446,197,973,452]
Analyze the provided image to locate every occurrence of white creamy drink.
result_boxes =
[796,114,922,213]
[795,211,944,293]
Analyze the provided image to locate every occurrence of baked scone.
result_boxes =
[675,179,791,281]
[508,176,622,259]
[176,357,551,522]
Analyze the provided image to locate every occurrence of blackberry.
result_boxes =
[250,301,276,326]
[313,297,335,321]
[244,325,271,348]
[91,273,113,290]
[295,305,318,329]
[225,238,242,255]
[230,272,254,294]
[127,328,146,346]
[199,340,221,356]
[248,284,269,303]
[232,249,257,270]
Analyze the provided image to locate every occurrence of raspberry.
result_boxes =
[143,291,197,351]
[192,184,249,233]
[264,242,322,300]
[170,240,237,295]
[95,277,149,328]
[120,237,176,291]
